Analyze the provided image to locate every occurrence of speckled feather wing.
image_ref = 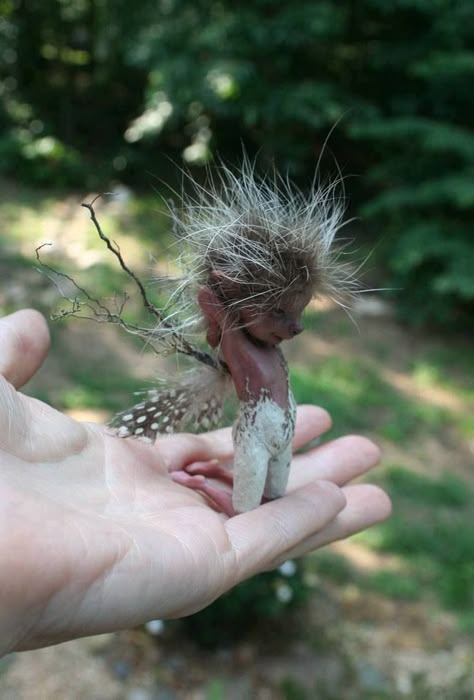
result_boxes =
[111,368,231,441]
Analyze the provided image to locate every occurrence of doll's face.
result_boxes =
[238,288,312,346]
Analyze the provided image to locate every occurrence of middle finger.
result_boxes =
[289,435,381,490]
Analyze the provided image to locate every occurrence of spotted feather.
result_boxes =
[111,367,231,441]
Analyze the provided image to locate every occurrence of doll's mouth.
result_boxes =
[256,333,282,347]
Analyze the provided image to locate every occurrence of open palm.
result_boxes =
[0,310,390,654]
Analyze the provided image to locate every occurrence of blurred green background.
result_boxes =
[0,1,473,699]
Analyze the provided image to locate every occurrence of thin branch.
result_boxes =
[81,197,167,326]
[36,243,114,320]
[36,201,221,372]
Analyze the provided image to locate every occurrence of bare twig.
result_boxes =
[82,196,167,325]
[36,242,115,321]
[36,199,220,371]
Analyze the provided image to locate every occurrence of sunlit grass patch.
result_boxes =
[204,679,226,700]
[410,347,474,396]
[362,570,421,601]
[125,193,173,251]
[43,259,129,300]
[304,307,356,338]
[0,184,58,241]
[384,466,471,508]
[309,550,420,602]
[356,467,474,614]
[0,183,172,270]
[308,550,354,585]
[290,356,450,441]
[308,466,473,620]
[364,516,474,611]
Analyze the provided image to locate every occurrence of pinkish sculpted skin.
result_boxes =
[172,276,311,515]
[114,164,350,515]
[197,285,289,405]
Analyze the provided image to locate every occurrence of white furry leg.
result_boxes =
[231,393,296,513]
[232,439,270,513]
[264,443,292,500]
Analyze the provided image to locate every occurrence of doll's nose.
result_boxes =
[290,320,304,336]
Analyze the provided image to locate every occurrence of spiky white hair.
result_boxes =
[113,160,358,443]
[167,159,356,321]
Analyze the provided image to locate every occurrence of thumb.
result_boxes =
[0,309,50,388]
[225,480,346,580]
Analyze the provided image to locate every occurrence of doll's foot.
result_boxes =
[183,459,234,486]
[171,459,271,516]
[171,459,236,516]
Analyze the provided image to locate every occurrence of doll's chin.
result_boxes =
[249,332,283,346]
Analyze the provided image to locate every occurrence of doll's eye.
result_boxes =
[272,308,285,318]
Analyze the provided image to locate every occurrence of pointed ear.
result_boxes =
[208,270,238,299]
[198,286,226,325]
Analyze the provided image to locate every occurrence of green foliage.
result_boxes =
[178,560,310,648]
[204,679,225,700]
[0,0,145,185]
[127,0,474,325]
[280,676,309,700]
[363,570,420,602]
[0,129,87,187]
[311,547,421,603]
[56,350,146,413]
[2,0,474,324]
[310,551,354,584]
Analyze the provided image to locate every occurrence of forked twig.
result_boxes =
[37,196,219,370]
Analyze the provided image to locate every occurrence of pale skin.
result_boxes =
[0,309,391,655]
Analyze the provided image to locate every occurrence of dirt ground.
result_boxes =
[1,554,472,700]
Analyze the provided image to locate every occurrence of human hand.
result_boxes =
[0,309,391,654]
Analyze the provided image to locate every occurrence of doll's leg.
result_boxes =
[232,438,270,513]
[263,443,292,500]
